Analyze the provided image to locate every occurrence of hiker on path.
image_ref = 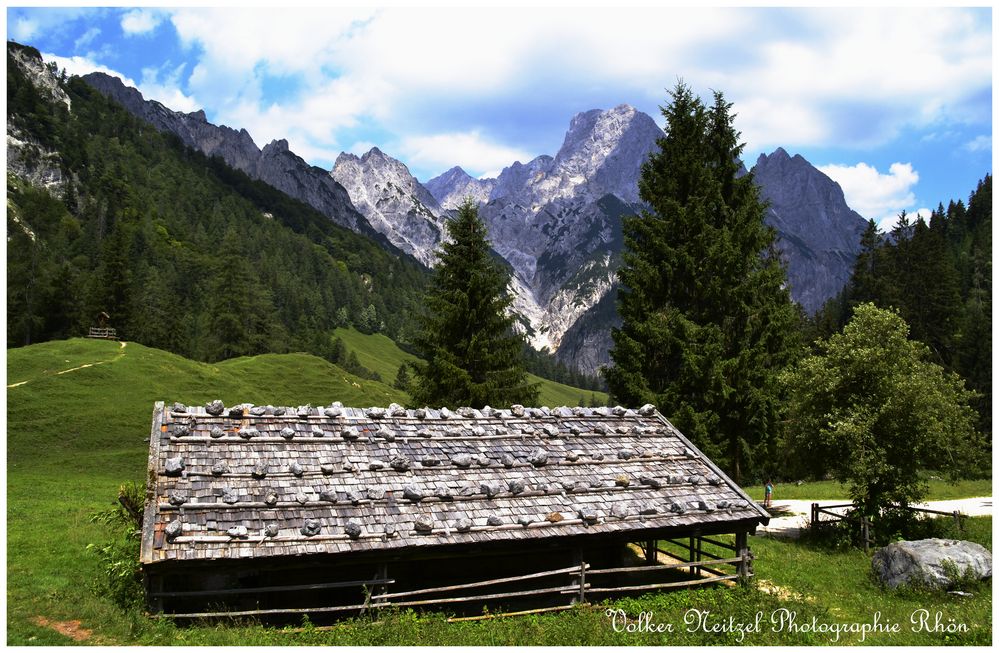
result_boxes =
[765,479,773,508]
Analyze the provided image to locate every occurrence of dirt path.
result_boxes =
[756,496,993,538]
[7,341,127,389]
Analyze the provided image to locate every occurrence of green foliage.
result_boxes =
[781,304,985,522]
[86,482,146,612]
[411,200,539,408]
[605,82,799,482]
[393,363,411,392]
[810,176,991,437]
[522,345,606,392]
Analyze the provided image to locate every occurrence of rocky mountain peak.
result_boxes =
[751,148,869,313]
[264,138,290,153]
[424,165,496,210]
[10,45,71,110]
[331,147,448,267]
[81,71,372,236]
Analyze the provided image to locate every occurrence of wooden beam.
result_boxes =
[150,578,394,598]
[586,575,740,594]
[376,564,586,601]
[447,604,581,622]
[390,584,585,608]
[581,556,743,576]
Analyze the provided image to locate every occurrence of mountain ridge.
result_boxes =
[75,65,869,373]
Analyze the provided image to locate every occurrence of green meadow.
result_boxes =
[6,339,990,645]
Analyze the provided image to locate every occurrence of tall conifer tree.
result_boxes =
[605,83,798,482]
[411,200,539,408]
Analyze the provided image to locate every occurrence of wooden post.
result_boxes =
[372,563,389,609]
[644,539,655,564]
[735,532,749,584]
[149,573,164,614]
[861,517,869,554]
[695,537,702,578]
[572,547,586,605]
[688,537,696,578]
[811,502,818,529]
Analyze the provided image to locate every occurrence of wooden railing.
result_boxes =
[150,535,755,620]
[88,327,118,339]
[810,502,965,553]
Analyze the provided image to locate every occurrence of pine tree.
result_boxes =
[605,82,799,482]
[410,200,539,408]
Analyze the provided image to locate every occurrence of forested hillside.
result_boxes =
[811,175,992,434]
[7,43,428,363]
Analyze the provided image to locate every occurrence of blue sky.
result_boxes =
[7,5,992,231]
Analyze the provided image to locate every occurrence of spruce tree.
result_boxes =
[411,200,538,408]
[605,83,799,482]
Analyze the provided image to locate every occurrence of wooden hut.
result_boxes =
[141,401,769,620]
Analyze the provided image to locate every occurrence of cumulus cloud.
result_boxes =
[139,63,200,113]
[35,6,982,181]
[395,131,535,180]
[42,52,138,87]
[121,9,163,36]
[817,161,922,229]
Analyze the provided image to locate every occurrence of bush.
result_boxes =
[87,482,145,611]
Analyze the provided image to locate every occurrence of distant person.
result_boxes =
[764,479,773,508]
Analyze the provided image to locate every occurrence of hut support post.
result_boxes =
[572,547,586,605]
[372,563,389,608]
[644,539,656,564]
[735,531,749,585]
[147,573,164,614]
[688,537,696,578]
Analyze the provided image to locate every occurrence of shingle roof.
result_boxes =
[141,401,769,565]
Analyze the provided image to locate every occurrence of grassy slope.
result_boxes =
[6,338,405,644]
[332,327,610,407]
[7,339,990,645]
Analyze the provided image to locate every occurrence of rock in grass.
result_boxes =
[872,539,993,590]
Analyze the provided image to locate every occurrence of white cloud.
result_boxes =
[139,63,199,114]
[124,6,988,178]
[11,18,39,42]
[395,132,535,180]
[818,161,921,228]
[74,27,102,50]
[964,135,991,152]
[121,9,162,36]
[42,52,138,88]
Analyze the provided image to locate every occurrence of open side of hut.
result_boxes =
[141,401,769,620]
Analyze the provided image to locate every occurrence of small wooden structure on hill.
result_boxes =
[87,311,117,340]
[141,401,769,620]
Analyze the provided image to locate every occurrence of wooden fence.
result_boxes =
[150,535,754,620]
[810,502,965,553]
[87,327,118,340]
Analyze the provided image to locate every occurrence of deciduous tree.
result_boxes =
[781,303,984,521]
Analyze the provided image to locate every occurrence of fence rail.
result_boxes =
[151,535,755,620]
[87,327,118,339]
[809,501,965,553]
